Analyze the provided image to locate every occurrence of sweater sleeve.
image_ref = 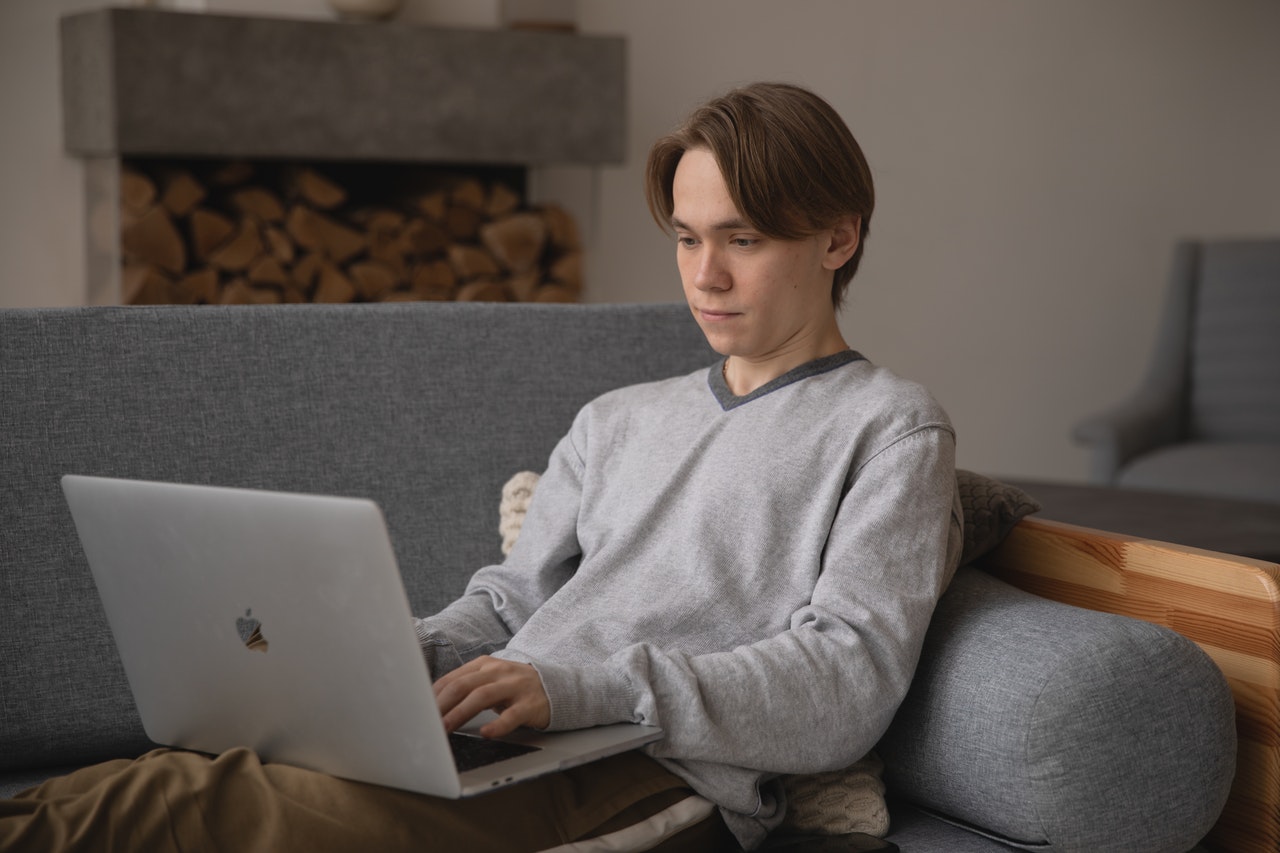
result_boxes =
[413,429,587,680]
[524,425,962,775]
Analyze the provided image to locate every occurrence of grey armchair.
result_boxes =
[1073,238,1280,505]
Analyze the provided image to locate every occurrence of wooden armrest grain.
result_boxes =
[977,517,1280,853]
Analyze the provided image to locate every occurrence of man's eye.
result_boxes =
[732,238,757,248]
[677,236,697,248]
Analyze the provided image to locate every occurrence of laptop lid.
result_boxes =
[60,475,660,798]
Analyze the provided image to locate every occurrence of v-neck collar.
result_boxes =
[707,350,866,411]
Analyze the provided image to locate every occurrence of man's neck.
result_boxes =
[723,326,850,396]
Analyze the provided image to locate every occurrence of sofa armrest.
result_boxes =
[979,517,1280,853]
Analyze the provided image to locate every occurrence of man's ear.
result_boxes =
[822,216,861,271]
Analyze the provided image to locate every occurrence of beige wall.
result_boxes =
[4,1,1280,482]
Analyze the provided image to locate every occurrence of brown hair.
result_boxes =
[644,82,874,307]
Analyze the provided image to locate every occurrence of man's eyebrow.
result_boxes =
[669,216,752,232]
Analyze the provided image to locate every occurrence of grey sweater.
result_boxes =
[417,352,963,847]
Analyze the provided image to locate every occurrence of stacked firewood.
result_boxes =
[117,162,583,306]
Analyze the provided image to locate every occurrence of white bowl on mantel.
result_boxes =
[328,0,404,21]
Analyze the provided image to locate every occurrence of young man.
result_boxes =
[0,83,961,852]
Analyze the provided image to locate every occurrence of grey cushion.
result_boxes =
[1119,441,1280,504]
[878,568,1236,853]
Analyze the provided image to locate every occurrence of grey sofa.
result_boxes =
[1073,239,1280,505]
[1,302,1246,851]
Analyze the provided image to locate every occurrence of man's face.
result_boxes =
[670,148,845,363]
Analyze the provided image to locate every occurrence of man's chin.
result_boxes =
[694,327,738,357]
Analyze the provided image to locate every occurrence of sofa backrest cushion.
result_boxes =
[1189,239,1280,442]
[0,302,714,772]
[878,567,1236,853]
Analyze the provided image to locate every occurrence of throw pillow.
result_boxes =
[499,471,541,556]
[955,469,1041,565]
[778,752,890,837]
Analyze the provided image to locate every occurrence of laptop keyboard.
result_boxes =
[449,731,541,773]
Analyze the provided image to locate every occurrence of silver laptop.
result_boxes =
[60,474,661,798]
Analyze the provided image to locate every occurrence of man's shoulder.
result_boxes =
[834,359,954,433]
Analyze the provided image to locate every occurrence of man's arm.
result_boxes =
[413,430,587,724]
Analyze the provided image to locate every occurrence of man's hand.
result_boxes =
[432,656,551,738]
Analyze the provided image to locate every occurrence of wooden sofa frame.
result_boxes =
[979,518,1280,852]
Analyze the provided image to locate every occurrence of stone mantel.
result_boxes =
[59,8,626,165]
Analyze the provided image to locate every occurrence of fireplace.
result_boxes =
[60,8,625,306]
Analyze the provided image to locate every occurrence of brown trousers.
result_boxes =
[0,748,738,853]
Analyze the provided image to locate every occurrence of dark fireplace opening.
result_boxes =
[112,156,582,306]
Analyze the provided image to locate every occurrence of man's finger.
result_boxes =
[432,657,550,733]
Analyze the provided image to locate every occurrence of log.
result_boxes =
[448,244,501,280]
[264,225,296,264]
[416,190,447,222]
[353,208,406,234]
[174,268,220,304]
[121,263,173,304]
[160,170,206,217]
[314,262,356,303]
[208,220,265,272]
[288,168,347,210]
[292,253,323,292]
[248,256,290,288]
[369,230,409,279]
[507,272,542,302]
[455,278,510,302]
[450,178,486,211]
[218,279,250,304]
[120,169,157,216]
[541,204,581,251]
[535,283,578,303]
[286,204,321,253]
[286,205,366,264]
[486,183,521,219]
[191,208,236,261]
[549,251,584,291]
[349,260,400,300]
[221,278,282,305]
[444,206,483,242]
[410,260,457,301]
[122,205,186,274]
[231,187,286,222]
[399,218,449,256]
[481,213,548,274]
[281,284,310,304]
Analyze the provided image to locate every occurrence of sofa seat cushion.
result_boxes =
[878,568,1235,853]
[1119,441,1280,504]
[886,801,1020,851]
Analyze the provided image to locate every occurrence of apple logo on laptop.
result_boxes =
[235,608,270,653]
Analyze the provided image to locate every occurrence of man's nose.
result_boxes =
[694,248,729,291]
